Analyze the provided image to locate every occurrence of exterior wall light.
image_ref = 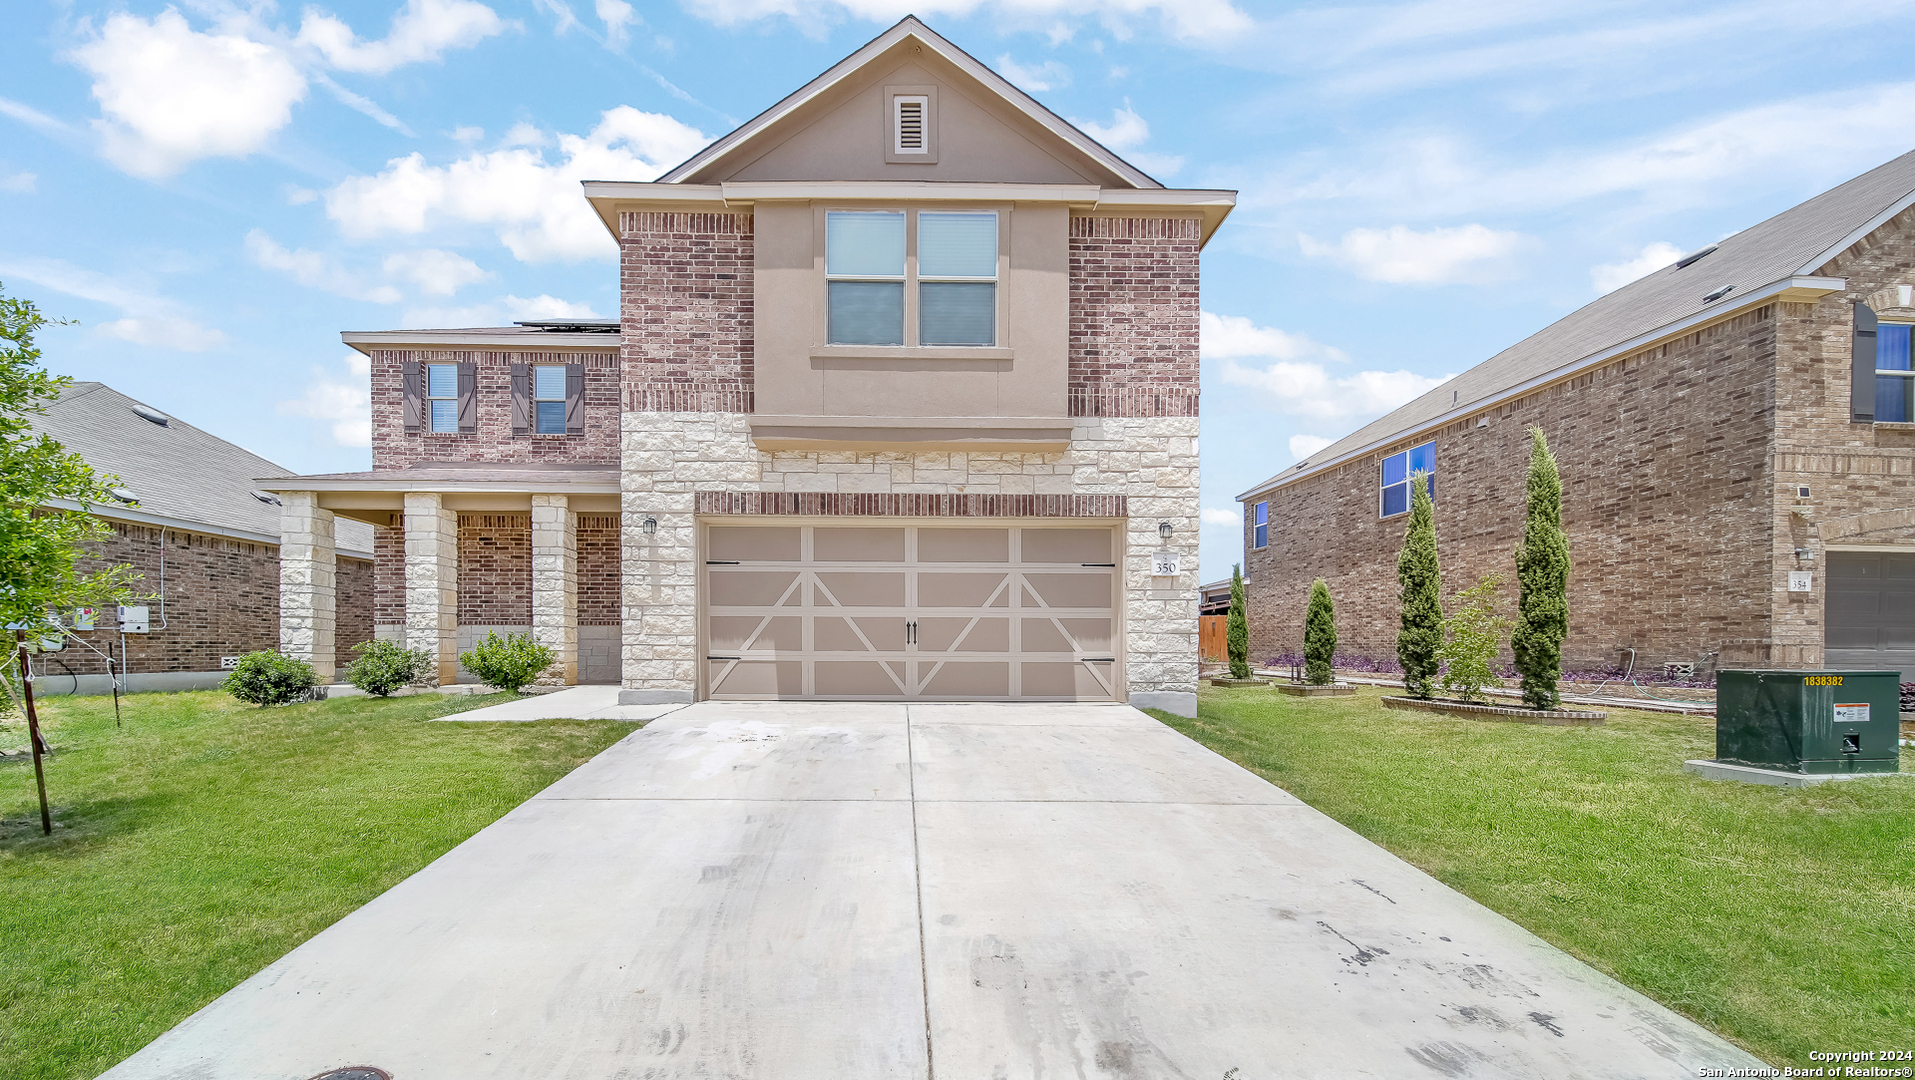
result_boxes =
[1158,521,1173,541]
[643,515,658,536]
[1794,548,1815,562]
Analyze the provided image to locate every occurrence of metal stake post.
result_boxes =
[15,632,52,836]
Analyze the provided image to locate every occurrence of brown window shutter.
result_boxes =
[510,363,530,436]
[1853,302,1877,423]
[401,360,422,433]
[456,362,478,433]
[565,364,585,435]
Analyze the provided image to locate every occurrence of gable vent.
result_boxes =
[894,95,928,154]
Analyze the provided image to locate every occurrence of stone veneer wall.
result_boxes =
[1246,305,1782,672]
[367,348,621,469]
[618,412,1198,701]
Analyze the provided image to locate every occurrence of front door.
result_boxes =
[702,522,1121,700]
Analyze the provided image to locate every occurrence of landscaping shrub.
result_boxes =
[1438,575,1513,702]
[1395,471,1441,699]
[221,651,317,706]
[342,639,431,696]
[1226,563,1250,679]
[458,631,553,694]
[1513,426,1570,709]
[1304,578,1337,684]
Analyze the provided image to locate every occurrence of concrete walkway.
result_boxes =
[430,684,686,723]
[101,702,1765,1079]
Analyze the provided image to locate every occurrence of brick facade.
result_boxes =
[368,348,621,468]
[58,517,371,676]
[1246,211,1915,674]
[1068,216,1201,419]
[373,524,405,626]
[577,515,621,626]
[619,211,755,414]
[457,514,532,626]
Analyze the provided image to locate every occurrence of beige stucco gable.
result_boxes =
[689,47,1127,186]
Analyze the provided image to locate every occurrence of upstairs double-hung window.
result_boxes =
[1878,323,1914,423]
[533,364,568,434]
[826,210,998,347]
[1380,441,1435,517]
[426,363,459,433]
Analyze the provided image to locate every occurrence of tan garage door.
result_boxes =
[703,522,1121,701]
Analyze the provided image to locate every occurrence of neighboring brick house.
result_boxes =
[1238,151,1915,681]
[26,382,374,694]
[269,18,1233,714]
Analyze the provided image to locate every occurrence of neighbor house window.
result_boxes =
[426,363,459,433]
[1252,501,1268,549]
[1879,323,1914,423]
[826,210,997,347]
[1380,441,1435,517]
[534,364,567,434]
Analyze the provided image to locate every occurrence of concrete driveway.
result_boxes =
[101,702,1765,1079]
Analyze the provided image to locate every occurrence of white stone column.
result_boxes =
[404,492,459,686]
[531,494,578,686]
[279,491,337,683]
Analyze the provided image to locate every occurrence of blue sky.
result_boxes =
[5,0,1915,581]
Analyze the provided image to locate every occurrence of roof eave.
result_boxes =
[340,330,623,354]
[1234,273,1846,503]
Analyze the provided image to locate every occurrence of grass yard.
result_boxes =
[0,689,639,1080]
[1151,685,1915,1068]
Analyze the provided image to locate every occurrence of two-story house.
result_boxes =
[1236,150,1915,682]
[267,18,1233,716]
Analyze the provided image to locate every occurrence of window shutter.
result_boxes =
[401,361,422,433]
[564,364,585,435]
[456,361,478,434]
[510,363,530,436]
[1854,302,1878,423]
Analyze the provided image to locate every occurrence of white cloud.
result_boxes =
[997,54,1070,92]
[1201,311,1348,362]
[597,0,639,47]
[298,0,511,76]
[399,293,599,328]
[531,0,582,34]
[1070,104,1184,178]
[314,74,414,135]
[449,125,485,143]
[687,0,1251,39]
[1297,223,1533,284]
[383,249,491,295]
[0,254,226,351]
[279,353,373,447]
[324,106,711,262]
[1590,241,1682,293]
[1200,506,1241,528]
[1,172,34,193]
[244,230,404,303]
[69,10,307,179]
[1204,309,1451,421]
[0,97,71,135]
[1288,434,1333,460]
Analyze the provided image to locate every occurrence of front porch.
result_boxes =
[266,463,622,686]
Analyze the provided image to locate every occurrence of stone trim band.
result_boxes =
[695,492,1128,517]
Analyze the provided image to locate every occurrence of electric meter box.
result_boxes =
[117,605,150,634]
[1715,669,1900,776]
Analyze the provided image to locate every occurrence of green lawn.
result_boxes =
[0,689,638,1080]
[1152,685,1915,1068]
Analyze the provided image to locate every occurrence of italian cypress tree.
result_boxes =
[1395,471,1441,699]
[1226,563,1250,679]
[1512,427,1571,709]
[1303,577,1337,684]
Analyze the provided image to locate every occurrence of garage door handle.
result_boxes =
[1083,657,1116,663]
[706,655,740,661]
[906,620,916,645]
[1081,562,1116,567]
[706,560,740,565]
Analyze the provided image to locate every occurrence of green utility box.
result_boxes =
[1715,669,1902,776]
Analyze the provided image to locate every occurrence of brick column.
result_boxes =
[404,492,459,686]
[531,494,578,686]
[279,491,337,683]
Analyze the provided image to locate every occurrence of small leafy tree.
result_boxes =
[1303,577,1337,685]
[1226,563,1250,679]
[342,638,431,696]
[1395,471,1441,699]
[1512,427,1571,709]
[459,631,554,694]
[223,651,318,706]
[1437,576,1513,703]
[0,282,141,718]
